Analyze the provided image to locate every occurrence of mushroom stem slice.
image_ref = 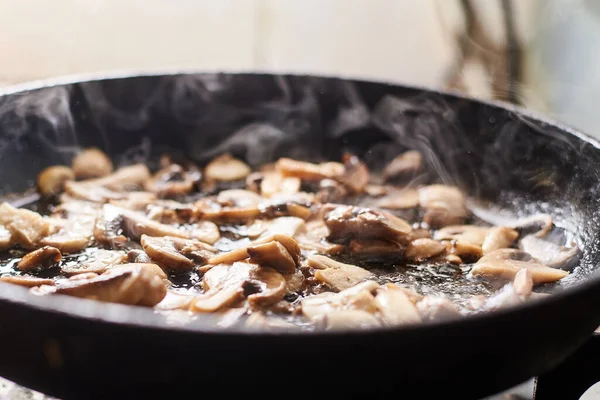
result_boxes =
[17,246,62,271]
[471,249,569,284]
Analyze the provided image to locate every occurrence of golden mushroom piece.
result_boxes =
[71,148,114,179]
[37,166,75,196]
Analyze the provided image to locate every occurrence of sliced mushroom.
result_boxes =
[512,268,533,297]
[208,234,300,266]
[37,166,75,196]
[0,226,11,250]
[108,191,158,211]
[307,254,373,291]
[481,226,519,254]
[260,216,306,238]
[323,204,412,244]
[450,241,483,260]
[127,249,152,264]
[71,148,114,179]
[260,171,301,198]
[17,246,62,272]
[382,150,423,182]
[61,249,126,275]
[121,208,189,240]
[144,164,198,198]
[374,283,422,325]
[416,296,462,322]
[336,153,369,194]
[276,158,345,181]
[519,234,580,269]
[217,189,262,208]
[0,202,50,249]
[247,240,297,274]
[373,188,420,210]
[93,204,128,248]
[319,309,381,330]
[295,221,345,255]
[511,214,553,238]
[471,248,569,284]
[406,238,446,261]
[55,263,167,306]
[194,198,261,223]
[155,290,195,311]
[205,153,251,182]
[192,262,286,312]
[141,235,215,271]
[315,179,348,203]
[0,275,55,288]
[67,164,150,197]
[41,215,95,253]
[418,184,468,228]
[191,221,220,245]
[245,312,298,331]
[434,225,489,246]
[346,239,403,263]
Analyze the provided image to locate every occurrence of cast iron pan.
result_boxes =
[0,72,599,399]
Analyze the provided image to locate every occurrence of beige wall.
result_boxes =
[0,0,538,91]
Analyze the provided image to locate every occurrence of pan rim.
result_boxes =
[0,69,599,337]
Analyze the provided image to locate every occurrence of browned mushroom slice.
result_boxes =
[301,281,379,319]
[208,233,300,266]
[258,199,313,220]
[323,204,412,244]
[276,157,345,181]
[144,164,198,198]
[17,246,62,271]
[406,238,446,261]
[0,202,50,249]
[519,234,580,269]
[247,241,297,274]
[346,239,403,262]
[64,164,150,202]
[121,208,189,240]
[55,263,167,306]
[71,148,114,179]
[374,283,422,325]
[382,150,423,182]
[434,225,489,246]
[141,235,215,271]
[450,241,483,260]
[295,221,344,255]
[336,153,369,194]
[307,254,373,291]
[37,166,75,196]
[416,296,462,322]
[193,262,286,312]
[194,198,261,223]
[418,185,468,228]
[315,179,348,203]
[373,188,420,210]
[205,153,251,182]
[471,248,569,284]
[481,226,519,254]
[61,249,127,275]
[0,275,55,288]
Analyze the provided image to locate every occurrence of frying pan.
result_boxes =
[0,72,599,400]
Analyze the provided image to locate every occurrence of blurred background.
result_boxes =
[0,0,598,135]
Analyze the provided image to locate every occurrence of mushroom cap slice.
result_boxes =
[17,246,62,272]
[247,241,297,274]
[37,166,75,196]
[140,235,200,271]
[471,248,569,284]
[375,284,422,325]
[434,225,489,246]
[308,254,373,291]
[323,204,412,244]
[55,263,167,306]
[61,249,127,275]
[0,202,50,249]
[121,209,189,240]
[406,238,446,261]
[519,234,580,269]
[481,226,519,254]
[71,148,114,179]
[205,154,251,182]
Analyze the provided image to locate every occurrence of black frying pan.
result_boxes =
[0,72,600,400]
